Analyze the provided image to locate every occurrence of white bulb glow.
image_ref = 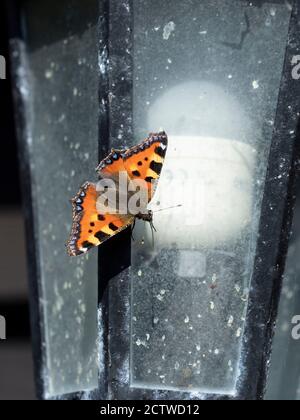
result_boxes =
[145,81,256,248]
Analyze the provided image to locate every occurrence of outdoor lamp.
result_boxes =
[6,0,300,400]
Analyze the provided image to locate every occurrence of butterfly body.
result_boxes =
[67,132,168,256]
[136,210,153,223]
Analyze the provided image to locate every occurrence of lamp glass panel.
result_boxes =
[130,0,291,394]
[23,0,99,397]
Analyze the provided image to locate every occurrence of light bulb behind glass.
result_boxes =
[146,81,256,249]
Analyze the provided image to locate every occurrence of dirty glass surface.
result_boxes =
[266,183,300,401]
[129,0,291,394]
[22,0,99,397]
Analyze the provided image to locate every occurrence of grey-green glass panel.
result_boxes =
[23,0,99,397]
[130,0,291,395]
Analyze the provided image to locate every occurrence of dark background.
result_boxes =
[0,1,35,400]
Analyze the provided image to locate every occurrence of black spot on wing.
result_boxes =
[98,215,106,221]
[95,231,111,242]
[82,241,94,250]
[132,170,141,177]
[145,176,155,183]
[150,160,163,175]
[109,223,119,232]
[155,146,167,158]
[160,136,168,147]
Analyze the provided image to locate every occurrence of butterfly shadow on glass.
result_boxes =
[98,226,132,303]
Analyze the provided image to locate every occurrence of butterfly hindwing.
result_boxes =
[67,182,133,256]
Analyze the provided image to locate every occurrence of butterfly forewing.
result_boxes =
[124,132,168,201]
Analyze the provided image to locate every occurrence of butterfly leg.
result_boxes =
[150,220,157,233]
[131,218,136,241]
[149,222,155,249]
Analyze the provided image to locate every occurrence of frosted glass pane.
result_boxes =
[23,0,99,397]
[130,0,291,394]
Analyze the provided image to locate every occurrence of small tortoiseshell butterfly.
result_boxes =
[67,132,168,256]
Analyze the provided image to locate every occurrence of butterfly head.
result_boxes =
[135,210,153,223]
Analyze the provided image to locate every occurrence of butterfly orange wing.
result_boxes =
[67,132,168,256]
[96,149,127,178]
[96,132,168,201]
[123,132,168,201]
[67,182,133,256]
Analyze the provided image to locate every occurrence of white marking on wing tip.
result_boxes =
[160,144,167,150]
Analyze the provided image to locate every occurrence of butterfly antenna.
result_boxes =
[150,222,155,249]
[152,204,183,214]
